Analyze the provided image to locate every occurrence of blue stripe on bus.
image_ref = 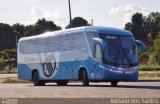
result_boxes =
[18,60,138,81]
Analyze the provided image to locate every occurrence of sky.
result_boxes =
[0,0,160,29]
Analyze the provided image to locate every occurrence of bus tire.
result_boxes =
[32,71,45,86]
[81,70,89,86]
[110,81,118,87]
[56,80,68,86]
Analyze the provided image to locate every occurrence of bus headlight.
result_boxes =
[109,69,113,71]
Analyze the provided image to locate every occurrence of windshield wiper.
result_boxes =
[114,51,121,66]
[123,49,133,66]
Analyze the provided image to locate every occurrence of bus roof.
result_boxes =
[19,26,133,41]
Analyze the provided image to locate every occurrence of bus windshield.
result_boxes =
[100,34,137,66]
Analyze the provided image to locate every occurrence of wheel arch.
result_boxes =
[78,67,89,80]
[32,69,39,80]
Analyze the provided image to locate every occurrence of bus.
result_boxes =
[17,26,145,86]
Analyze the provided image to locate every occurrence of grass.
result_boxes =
[139,65,160,71]
[139,72,160,80]
[0,69,17,74]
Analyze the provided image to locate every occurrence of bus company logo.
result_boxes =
[43,56,56,77]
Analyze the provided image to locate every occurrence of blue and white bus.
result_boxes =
[18,26,145,86]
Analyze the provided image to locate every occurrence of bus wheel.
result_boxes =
[110,81,118,87]
[56,80,68,86]
[32,71,45,86]
[81,70,89,86]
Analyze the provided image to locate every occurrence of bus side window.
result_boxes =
[31,39,38,53]
[23,41,29,54]
[50,36,61,52]
[38,38,47,53]
[73,32,87,50]
[86,32,100,57]
[61,34,73,51]
[94,43,103,62]
[28,40,33,54]
[19,41,25,53]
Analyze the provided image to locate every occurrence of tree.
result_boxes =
[124,12,160,65]
[0,23,19,50]
[24,18,61,37]
[12,23,25,37]
[124,22,132,31]
[130,13,146,41]
[124,12,160,45]
[0,49,17,70]
[150,33,160,65]
[143,12,160,39]
[66,17,90,29]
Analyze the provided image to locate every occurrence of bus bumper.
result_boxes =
[103,69,139,81]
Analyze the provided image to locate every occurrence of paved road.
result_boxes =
[0,74,160,98]
[0,82,160,98]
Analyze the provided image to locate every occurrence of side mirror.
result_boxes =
[92,38,106,62]
[92,38,106,51]
[135,40,145,52]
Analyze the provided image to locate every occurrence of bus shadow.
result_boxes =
[116,85,160,90]
[42,84,160,90]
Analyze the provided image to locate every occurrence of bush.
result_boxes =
[139,65,160,71]
[139,72,160,80]
[0,69,17,74]
[150,33,160,65]
[0,49,17,70]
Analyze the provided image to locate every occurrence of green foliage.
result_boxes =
[66,17,90,29]
[124,12,160,45]
[143,12,160,41]
[138,52,149,59]
[150,33,160,65]
[139,65,160,71]
[12,23,25,37]
[0,49,17,70]
[0,23,20,50]
[0,69,17,74]
[139,72,160,80]
[124,22,132,31]
[24,18,61,37]
[132,13,143,26]
[129,12,146,41]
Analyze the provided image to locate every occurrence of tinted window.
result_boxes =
[50,36,61,52]
[31,39,38,53]
[73,32,87,50]
[20,39,39,54]
[61,34,73,51]
[106,36,120,56]
[94,43,103,62]
[86,32,99,56]
[19,41,25,53]
[38,38,50,53]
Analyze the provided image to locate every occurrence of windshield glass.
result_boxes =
[100,34,137,66]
